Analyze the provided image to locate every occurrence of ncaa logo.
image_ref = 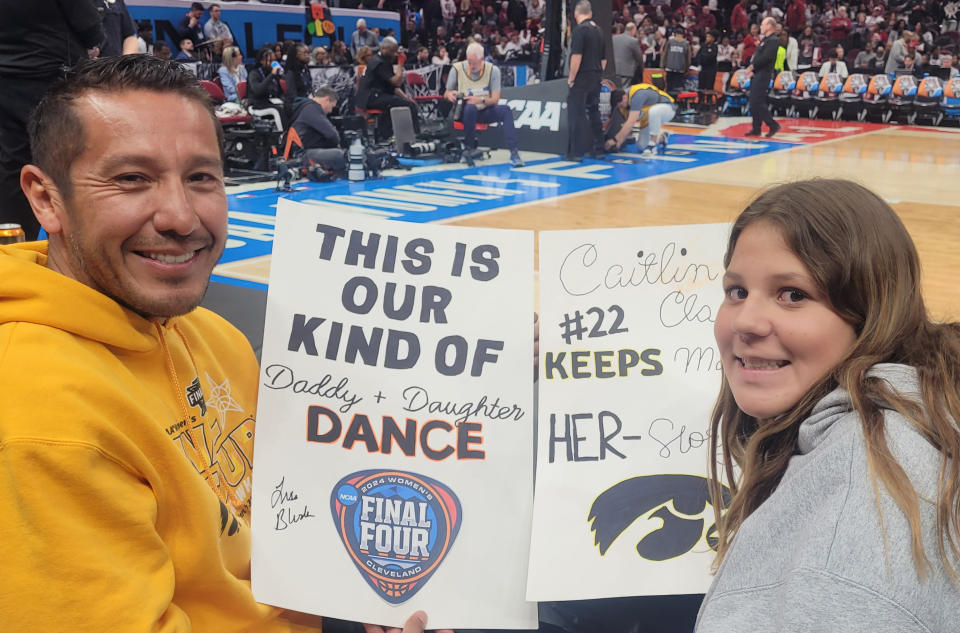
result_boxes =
[330,469,462,603]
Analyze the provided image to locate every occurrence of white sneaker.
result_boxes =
[640,146,656,157]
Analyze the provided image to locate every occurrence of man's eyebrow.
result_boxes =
[98,154,223,173]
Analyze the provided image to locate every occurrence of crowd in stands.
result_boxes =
[610,0,960,90]
[153,0,960,116]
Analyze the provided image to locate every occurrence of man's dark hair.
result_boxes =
[312,86,339,101]
[191,2,205,11]
[138,20,153,33]
[28,55,223,197]
[155,41,171,53]
[611,88,625,106]
[209,2,220,10]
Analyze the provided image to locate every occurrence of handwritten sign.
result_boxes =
[526,224,730,601]
[251,199,537,629]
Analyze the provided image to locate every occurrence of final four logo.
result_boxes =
[330,469,462,603]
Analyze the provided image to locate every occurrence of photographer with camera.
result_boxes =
[443,42,524,167]
[290,86,346,176]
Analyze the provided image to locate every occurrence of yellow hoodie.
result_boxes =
[0,243,321,633]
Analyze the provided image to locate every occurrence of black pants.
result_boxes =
[567,73,602,157]
[0,74,56,240]
[749,72,776,132]
[366,93,420,140]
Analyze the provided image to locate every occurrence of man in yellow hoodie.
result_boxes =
[0,54,438,633]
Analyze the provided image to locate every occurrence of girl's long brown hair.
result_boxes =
[708,179,960,580]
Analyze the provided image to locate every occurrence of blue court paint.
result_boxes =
[214,135,791,289]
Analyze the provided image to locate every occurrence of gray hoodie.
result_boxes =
[696,364,960,633]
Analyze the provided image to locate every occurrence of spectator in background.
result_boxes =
[854,42,877,71]
[717,34,734,73]
[507,0,527,31]
[204,3,234,47]
[761,1,783,22]
[865,5,884,27]
[797,24,817,70]
[731,0,749,34]
[137,20,154,55]
[775,30,788,71]
[698,5,717,32]
[941,54,960,78]
[311,46,330,65]
[697,29,718,90]
[742,23,760,64]
[218,45,247,102]
[441,0,457,33]
[100,0,139,56]
[350,19,379,56]
[247,46,284,131]
[0,0,104,241]
[786,0,806,35]
[613,22,644,86]
[283,42,314,114]
[154,40,172,60]
[818,48,848,79]
[785,26,798,71]
[662,28,691,93]
[330,40,351,65]
[433,46,451,64]
[527,0,544,22]
[175,38,197,60]
[885,30,912,74]
[177,2,206,47]
[828,6,851,47]
[355,45,374,66]
[408,46,432,68]
[898,52,922,78]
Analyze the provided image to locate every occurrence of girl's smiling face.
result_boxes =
[714,222,857,419]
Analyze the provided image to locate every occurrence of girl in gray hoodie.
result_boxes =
[698,179,960,633]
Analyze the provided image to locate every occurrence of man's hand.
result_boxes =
[444,90,459,103]
[363,610,454,633]
[567,76,575,87]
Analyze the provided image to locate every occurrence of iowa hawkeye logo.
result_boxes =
[330,469,462,603]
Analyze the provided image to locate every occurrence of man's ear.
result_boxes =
[20,165,66,236]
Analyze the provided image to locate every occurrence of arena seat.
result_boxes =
[199,80,253,125]
[914,77,944,126]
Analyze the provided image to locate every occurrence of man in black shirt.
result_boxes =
[99,0,138,57]
[0,0,104,240]
[566,0,606,160]
[745,17,780,137]
[290,86,346,174]
[177,2,206,48]
[356,36,420,139]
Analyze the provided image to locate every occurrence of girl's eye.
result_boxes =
[779,288,807,303]
[724,286,747,300]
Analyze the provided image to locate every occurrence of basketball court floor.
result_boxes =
[201,118,960,354]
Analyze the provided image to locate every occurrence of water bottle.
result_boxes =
[271,60,283,73]
[348,136,366,182]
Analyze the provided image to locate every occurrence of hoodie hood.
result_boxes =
[797,363,921,455]
[0,241,161,352]
[291,95,315,121]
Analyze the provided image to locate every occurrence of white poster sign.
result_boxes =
[527,223,730,601]
[252,199,538,629]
